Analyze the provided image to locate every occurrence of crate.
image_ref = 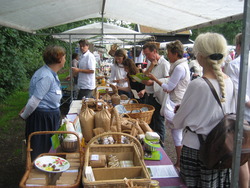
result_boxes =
[83,132,151,188]
[19,131,84,188]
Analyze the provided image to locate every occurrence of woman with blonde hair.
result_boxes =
[173,33,235,187]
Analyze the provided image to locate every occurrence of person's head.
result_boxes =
[235,33,242,56]
[193,32,228,102]
[79,39,89,53]
[72,53,79,60]
[131,47,142,57]
[136,63,142,69]
[43,45,66,66]
[122,58,138,75]
[142,42,159,62]
[166,40,184,63]
[114,49,127,65]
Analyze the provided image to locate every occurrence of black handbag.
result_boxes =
[198,77,250,169]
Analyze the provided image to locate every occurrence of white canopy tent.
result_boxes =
[0,0,244,34]
[0,1,249,187]
[52,22,152,43]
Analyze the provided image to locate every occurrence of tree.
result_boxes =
[191,20,243,45]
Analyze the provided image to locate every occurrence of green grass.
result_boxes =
[58,68,69,80]
[0,90,29,130]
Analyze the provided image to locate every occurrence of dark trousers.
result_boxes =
[145,94,165,143]
[25,108,60,161]
[77,89,93,100]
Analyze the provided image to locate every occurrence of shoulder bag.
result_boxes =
[198,77,250,169]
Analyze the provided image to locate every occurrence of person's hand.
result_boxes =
[19,107,26,120]
[138,90,145,98]
[65,75,70,81]
[141,79,154,86]
[147,73,157,81]
[118,78,127,84]
[151,58,158,66]
[174,105,180,113]
[246,101,250,108]
[72,67,79,74]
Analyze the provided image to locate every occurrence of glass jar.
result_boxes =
[150,180,160,188]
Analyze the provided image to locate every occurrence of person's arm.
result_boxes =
[141,79,154,86]
[72,67,94,74]
[161,65,185,92]
[144,59,158,75]
[138,89,146,98]
[117,78,131,92]
[19,95,41,120]
[246,95,250,108]
[147,73,163,86]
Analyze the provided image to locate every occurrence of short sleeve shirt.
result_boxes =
[145,56,170,94]
[29,65,62,109]
[77,50,96,90]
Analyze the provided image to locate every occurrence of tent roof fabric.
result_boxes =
[52,22,152,43]
[0,0,244,33]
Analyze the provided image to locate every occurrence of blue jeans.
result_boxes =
[145,94,165,143]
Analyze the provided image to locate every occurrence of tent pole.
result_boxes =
[231,0,250,187]
[69,34,73,103]
[134,34,136,62]
[101,0,106,46]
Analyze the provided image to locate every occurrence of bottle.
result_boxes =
[101,78,106,86]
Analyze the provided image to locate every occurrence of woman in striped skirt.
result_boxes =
[173,33,234,187]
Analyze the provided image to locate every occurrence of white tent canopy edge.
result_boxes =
[0,0,244,33]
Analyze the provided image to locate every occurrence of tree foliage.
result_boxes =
[191,20,243,45]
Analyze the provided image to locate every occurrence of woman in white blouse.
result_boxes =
[173,33,235,187]
[147,40,190,170]
[110,49,131,97]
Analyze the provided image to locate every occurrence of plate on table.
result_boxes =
[34,155,70,173]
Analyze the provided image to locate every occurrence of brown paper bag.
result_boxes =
[95,105,111,132]
[79,105,95,142]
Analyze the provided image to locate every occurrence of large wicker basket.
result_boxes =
[19,131,84,188]
[122,99,155,124]
[82,132,151,188]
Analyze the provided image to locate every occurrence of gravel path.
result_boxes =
[164,127,177,164]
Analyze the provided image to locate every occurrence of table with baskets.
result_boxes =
[71,99,185,187]
[20,98,186,188]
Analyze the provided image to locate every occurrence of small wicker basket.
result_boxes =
[19,131,84,188]
[122,99,155,124]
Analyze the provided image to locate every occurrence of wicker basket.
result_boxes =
[19,131,84,188]
[82,132,151,188]
[122,99,155,124]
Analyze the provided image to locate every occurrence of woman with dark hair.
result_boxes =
[19,45,66,160]
[110,49,131,97]
[117,58,146,103]
[148,40,190,170]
